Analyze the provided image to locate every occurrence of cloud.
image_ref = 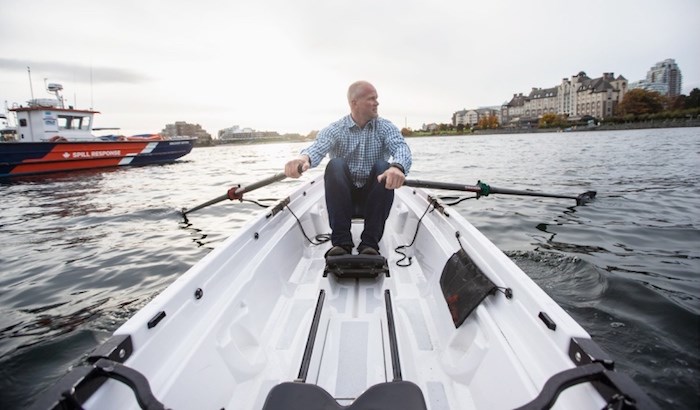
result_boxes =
[0,58,151,84]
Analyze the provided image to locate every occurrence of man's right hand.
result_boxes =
[284,156,310,178]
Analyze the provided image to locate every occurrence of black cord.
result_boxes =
[285,205,331,245]
[241,198,279,208]
[394,200,435,267]
[438,195,476,206]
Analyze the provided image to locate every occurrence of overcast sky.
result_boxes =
[1,0,698,136]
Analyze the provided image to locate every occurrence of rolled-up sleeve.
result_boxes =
[301,127,334,168]
[381,121,412,175]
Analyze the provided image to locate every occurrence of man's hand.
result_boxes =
[378,166,405,190]
[284,156,310,178]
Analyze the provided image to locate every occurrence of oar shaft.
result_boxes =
[235,172,287,196]
[183,172,289,215]
[405,179,594,205]
[182,193,229,215]
[488,186,577,201]
[405,180,481,192]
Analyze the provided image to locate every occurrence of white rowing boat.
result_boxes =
[33,174,657,410]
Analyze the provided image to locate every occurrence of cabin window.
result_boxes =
[57,115,90,130]
[80,116,91,130]
[19,119,27,127]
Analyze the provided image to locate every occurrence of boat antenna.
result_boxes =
[90,65,94,110]
[27,66,35,100]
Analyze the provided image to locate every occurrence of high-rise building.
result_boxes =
[629,59,682,97]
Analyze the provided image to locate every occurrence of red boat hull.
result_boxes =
[1,139,194,178]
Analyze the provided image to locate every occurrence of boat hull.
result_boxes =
[30,175,658,410]
[0,139,194,178]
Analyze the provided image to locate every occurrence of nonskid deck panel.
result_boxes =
[251,218,467,408]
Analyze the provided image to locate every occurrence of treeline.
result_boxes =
[602,87,700,124]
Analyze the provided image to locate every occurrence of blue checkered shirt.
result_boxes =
[301,115,412,187]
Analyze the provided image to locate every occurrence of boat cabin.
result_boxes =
[9,83,100,142]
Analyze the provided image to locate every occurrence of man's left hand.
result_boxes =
[378,166,405,190]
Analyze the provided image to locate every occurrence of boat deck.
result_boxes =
[239,218,514,409]
[84,178,607,410]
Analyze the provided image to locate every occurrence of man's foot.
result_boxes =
[358,245,380,256]
[325,245,353,257]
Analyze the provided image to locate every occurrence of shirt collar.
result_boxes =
[344,115,375,130]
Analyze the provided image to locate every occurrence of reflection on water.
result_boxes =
[2,298,109,349]
[0,129,698,408]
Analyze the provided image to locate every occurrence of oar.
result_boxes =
[404,179,596,206]
[182,172,288,216]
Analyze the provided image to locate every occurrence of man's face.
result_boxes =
[353,85,379,121]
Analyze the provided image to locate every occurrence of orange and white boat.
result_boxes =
[1,83,194,178]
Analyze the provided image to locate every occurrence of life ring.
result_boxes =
[49,135,68,142]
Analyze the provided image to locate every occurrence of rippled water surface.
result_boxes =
[1,128,698,408]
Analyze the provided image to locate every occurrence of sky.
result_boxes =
[1,0,698,136]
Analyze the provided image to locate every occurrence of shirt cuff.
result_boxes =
[390,163,405,174]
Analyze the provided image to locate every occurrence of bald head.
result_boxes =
[347,81,379,127]
[347,81,375,103]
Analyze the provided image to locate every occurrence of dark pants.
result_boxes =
[324,158,394,251]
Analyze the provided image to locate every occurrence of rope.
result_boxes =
[437,195,477,206]
[241,198,279,208]
[394,200,435,267]
[285,204,331,245]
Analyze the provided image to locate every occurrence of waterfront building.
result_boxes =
[218,125,280,143]
[629,58,682,97]
[161,121,212,145]
[526,86,558,118]
[421,123,439,132]
[453,110,468,127]
[559,72,628,120]
[501,93,528,126]
[453,107,501,127]
[497,71,627,124]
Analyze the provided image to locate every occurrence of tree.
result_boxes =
[686,88,700,109]
[477,115,499,129]
[400,127,413,136]
[667,95,686,111]
[616,89,665,116]
[538,113,567,128]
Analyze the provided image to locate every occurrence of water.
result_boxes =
[1,128,698,408]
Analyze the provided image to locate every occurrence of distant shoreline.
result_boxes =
[195,119,700,147]
[409,118,700,137]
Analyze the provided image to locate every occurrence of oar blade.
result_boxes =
[576,191,597,206]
